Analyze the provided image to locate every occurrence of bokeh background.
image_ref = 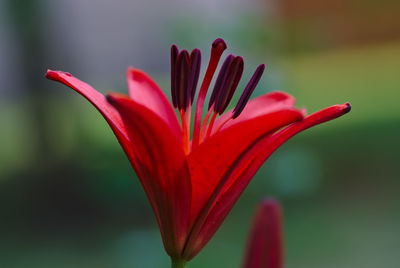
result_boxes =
[1,0,399,267]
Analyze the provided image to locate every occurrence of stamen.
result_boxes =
[212,64,265,135]
[233,64,265,118]
[170,39,265,150]
[192,38,227,149]
[214,56,244,115]
[171,46,201,152]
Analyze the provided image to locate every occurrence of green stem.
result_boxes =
[171,258,187,268]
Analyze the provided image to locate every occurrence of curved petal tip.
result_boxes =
[333,102,351,117]
[45,69,72,80]
[344,102,351,113]
[126,66,147,82]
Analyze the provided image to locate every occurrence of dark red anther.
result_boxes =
[189,49,201,104]
[214,56,244,114]
[175,50,190,110]
[208,54,234,110]
[171,45,201,110]
[233,64,265,118]
[170,44,179,108]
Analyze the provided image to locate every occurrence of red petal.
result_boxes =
[186,103,350,259]
[126,67,182,139]
[45,70,137,168]
[183,108,303,259]
[243,199,283,268]
[214,91,296,130]
[107,94,191,258]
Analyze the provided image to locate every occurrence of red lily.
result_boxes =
[46,38,350,264]
[243,198,283,268]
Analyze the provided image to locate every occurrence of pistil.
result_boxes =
[192,39,227,149]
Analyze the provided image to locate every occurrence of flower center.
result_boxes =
[170,38,265,154]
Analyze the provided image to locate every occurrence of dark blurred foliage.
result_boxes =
[6,0,51,162]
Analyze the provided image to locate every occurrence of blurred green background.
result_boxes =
[0,0,399,267]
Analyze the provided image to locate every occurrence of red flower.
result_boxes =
[243,199,283,268]
[46,38,350,262]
